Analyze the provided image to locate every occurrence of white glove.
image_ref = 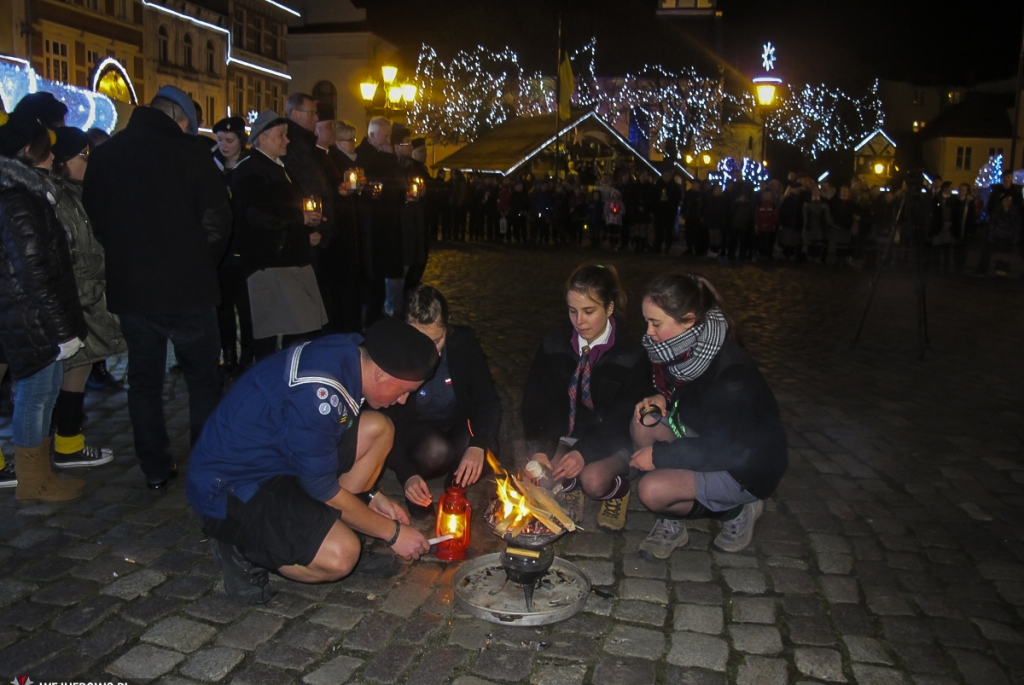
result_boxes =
[56,338,84,361]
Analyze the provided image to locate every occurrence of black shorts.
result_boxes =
[201,475,338,570]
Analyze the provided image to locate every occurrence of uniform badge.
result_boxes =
[316,387,329,400]
[330,395,339,407]
[319,402,331,415]
[339,407,349,424]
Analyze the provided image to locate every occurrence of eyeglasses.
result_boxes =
[77,150,90,160]
[395,142,412,147]
[296,108,318,116]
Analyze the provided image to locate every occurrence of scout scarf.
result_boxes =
[642,308,728,384]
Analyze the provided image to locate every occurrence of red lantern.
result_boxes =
[435,486,472,561]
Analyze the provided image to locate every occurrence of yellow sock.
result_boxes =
[54,434,86,455]
[0,448,5,470]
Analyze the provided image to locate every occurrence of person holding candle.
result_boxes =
[187,319,437,604]
[521,264,652,530]
[385,286,501,518]
[630,274,787,559]
[230,110,328,361]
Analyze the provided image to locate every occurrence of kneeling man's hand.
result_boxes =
[391,524,430,560]
[370,492,411,525]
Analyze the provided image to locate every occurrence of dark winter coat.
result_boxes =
[652,337,787,500]
[82,106,231,316]
[229,149,310,275]
[522,319,653,463]
[282,121,335,245]
[52,177,126,369]
[356,137,404,278]
[0,158,87,380]
[385,326,502,485]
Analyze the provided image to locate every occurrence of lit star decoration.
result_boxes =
[247,110,260,124]
[411,41,884,161]
[0,61,116,132]
[761,42,776,72]
[975,154,1003,188]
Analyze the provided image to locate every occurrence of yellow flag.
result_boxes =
[558,53,573,120]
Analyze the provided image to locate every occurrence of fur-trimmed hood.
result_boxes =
[0,156,57,203]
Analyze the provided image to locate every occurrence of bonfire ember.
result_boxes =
[484,451,577,539]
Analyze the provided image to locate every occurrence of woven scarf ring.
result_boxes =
[642,308,729,385]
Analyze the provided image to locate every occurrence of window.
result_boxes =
[989,147,1004,158]
[206,40,216,73]
[206,96,216,124]
[87,49,100,67]
[964,147,972,171]
[116,0,128,20]
[232,9,245,48]
[85,0,98,10]
[45,40,70,83]
[269,84,280,113]
[158,26,169,63]
[266,23,279,60]
[183,33,194,69]
[957,146,973,171]
[235,76,244,117]
[312,80,336,119]
[947,91,961,104]
[254,79,262,111]
[912,88,923,106]
[912,121,920,133]
[246,15,262,53]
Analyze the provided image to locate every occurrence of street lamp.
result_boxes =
[381,65,398,85]
[361,66,416,121]
[360,80,378,103]
[752,76,781,166]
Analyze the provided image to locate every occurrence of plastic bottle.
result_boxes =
[525,460,555,490]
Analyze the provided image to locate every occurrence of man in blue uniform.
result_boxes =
[187,319,438,604]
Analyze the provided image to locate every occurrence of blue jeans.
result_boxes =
[12,361,63,447]
[119,309,221,483]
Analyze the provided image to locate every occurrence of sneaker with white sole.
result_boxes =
[53,445,114,469]
[597,493,629,531]
[0,462,16,488]
[713,500,764,553]
[638,518,688,560]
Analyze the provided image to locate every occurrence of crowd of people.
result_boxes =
[1,84,1017,604]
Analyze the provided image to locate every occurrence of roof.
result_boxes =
[435,110,660,176]
[921,93,1014,140]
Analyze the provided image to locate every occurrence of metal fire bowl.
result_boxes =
[452,553,591,626]
[486,514,565,550]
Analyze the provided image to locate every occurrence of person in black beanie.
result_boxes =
[187,319,437,604]
[13,92,68,130]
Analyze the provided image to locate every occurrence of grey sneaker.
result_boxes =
[714,500,764,553]
[53,444,114,468]
[638,518,688,560]
[560,488,585,525]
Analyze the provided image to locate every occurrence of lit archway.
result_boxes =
[92,57,137,105]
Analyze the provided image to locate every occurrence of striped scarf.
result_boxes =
[642,308,728,385]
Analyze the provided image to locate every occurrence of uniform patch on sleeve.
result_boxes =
[316,387,329,400]
[319,402,331,415]
[330,395,339,407]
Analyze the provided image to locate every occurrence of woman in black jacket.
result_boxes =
[385,285,501,517]
[522,264,652,531]
[230,111,325,361]
[0,111,89,502]
[629,274,787,560]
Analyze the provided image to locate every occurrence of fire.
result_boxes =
[485,451,577,537]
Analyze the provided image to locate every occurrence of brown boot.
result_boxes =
[15,442,84,502]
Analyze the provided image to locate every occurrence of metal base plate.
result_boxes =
[452,553,591,626]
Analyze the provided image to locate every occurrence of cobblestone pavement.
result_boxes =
[2,243,1023,685]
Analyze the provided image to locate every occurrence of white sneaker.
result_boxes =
[714,500,764,553]
[638,518,688,560]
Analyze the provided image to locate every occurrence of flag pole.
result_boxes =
[555,10,562,180]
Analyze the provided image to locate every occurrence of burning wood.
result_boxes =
[485,450,576,538]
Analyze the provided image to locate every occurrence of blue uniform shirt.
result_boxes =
[186,335,364,519]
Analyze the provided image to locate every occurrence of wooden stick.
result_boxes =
[520,481,576,532]
[511,475,571,533]
[492,510,518,536]
[506,514,534,538]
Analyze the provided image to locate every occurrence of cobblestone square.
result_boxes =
[2,244,1023,683]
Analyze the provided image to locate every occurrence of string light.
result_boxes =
[975,154,1003,188]
[412,41,884,162]
[0,61,117,132]
[706,156,768,190]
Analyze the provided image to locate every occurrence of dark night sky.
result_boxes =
[357,0,1023,89]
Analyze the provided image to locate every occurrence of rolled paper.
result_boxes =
[427,534,454,546]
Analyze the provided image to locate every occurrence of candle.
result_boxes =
[348,170,358,191]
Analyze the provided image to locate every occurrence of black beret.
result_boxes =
[411,137,426,149]
[364,319,439,382]
[0,111,45,158]
[13,92,68,129]
[213,116,246,135]
[52,126,90,164]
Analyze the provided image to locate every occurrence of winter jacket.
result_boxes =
[522,318,653,464]
[0,158,87,380]
[230,149,310,275]
[754,200,778,233]
[282,121,336,245]
[385,326,502,486]
[52,176,126,369]
[356,137,404,278]
[652,336,788,500]
[82,106,231,316]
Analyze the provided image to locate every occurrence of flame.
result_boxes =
[441,513,465,536]
[494,473,532,525]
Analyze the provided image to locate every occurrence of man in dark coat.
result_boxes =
[82,86,231,489]
[324,120,363,332]
[356,117,404,322]
[653,171,682,254]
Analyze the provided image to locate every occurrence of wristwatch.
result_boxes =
[358,487,380,504]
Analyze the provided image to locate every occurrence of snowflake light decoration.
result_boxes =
[761,42,776,72]
[247,110,259,124]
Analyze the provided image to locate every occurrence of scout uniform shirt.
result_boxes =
[187,334,363,519]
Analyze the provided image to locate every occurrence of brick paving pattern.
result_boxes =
[1,243,1023,684]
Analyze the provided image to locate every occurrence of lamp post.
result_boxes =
[360,65,417,122]
[752,76,780,166]
[685,152,713,180]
